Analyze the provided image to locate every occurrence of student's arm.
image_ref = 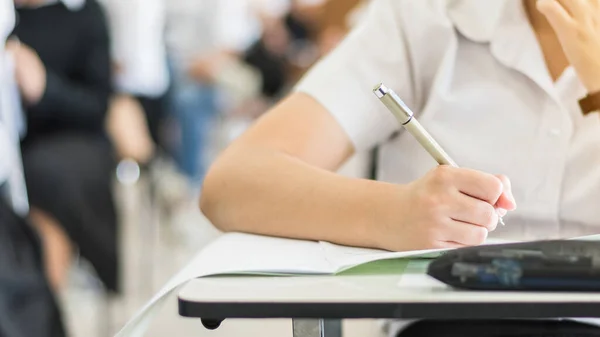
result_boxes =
[202,92,515,251]
[201,0,516,252]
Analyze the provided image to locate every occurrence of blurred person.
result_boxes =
[166,0,261,188]
[99,0,170,165]
[10,0,119,293]
[0,1,66,336]
[201,0,600,335]
[243,14,291,100]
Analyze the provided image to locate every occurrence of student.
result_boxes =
[201,0,600,336]
[166,0,260,186]
[0,2,66,336]
[10,0,118,293]
[99,0,170,163]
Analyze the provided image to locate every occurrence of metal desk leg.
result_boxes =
[292,319,342,337]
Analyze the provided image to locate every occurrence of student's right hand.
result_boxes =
[377,166,517,251]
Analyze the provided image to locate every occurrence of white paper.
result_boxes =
[321,237,516,273]
[115,233,333,336]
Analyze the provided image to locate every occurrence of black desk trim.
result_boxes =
[179,299,600,320]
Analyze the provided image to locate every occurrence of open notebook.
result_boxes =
[116,233,600,337]
[182,233,514,277]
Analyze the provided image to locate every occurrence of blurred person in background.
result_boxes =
[99,0,170,166]
[0,1,66,336]
[243,0,325,101]
[166,0,261,189]
[99,0,190,221]
[9,0,119,294]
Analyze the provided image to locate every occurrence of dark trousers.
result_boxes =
[0,200,66,337]
[398,320,600,337]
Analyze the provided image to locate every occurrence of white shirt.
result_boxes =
[296,0,600,243]
[99,0,170,97]
[0,0,14,185]
[0,0,28,215]
[166,0,261,69]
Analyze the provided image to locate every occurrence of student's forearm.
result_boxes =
[200,145,402,250]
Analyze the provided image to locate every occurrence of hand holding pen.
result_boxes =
[372,84,516,247]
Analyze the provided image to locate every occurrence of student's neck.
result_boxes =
[524,0,554,33]
[523,0,569,82]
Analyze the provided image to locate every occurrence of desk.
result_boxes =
[178,272,600,337]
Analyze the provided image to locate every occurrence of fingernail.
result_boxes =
[497,208,508,217]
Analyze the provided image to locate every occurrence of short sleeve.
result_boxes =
[294,0,416,152]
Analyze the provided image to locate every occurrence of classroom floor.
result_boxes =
[58,150,379,337]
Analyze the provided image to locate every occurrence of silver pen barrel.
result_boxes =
[373,83,458,167]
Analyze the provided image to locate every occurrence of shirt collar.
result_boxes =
[447,0,509,43]
[448,0,561,101]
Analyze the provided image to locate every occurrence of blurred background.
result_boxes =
[3,0,377,336]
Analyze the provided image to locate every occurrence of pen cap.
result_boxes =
[373,83,458,167]
[373,83,413,124]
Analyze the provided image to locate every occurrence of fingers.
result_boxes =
[556,0,588,20]
[434,241,468,249]
[494,174,517,211]
[437,166,503,205]
[449,192,498,232]
[443,220,489,246]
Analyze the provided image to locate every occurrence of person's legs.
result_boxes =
[22,134,119,293]
[28,208,73,291]
[170,79,218,186]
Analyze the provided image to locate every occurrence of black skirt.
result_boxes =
[21,132,119,293]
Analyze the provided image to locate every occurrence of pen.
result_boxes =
[372,83,506,226]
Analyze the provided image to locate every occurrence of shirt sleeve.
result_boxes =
[294,0,417,152]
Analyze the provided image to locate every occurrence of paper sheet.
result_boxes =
[115,233,333,336]
[321,237,516,273]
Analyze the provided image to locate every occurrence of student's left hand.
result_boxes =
[538,0,600,93]
[537,0,600,92]
[5,40,47,105]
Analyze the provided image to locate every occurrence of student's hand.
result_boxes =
[6,40,47,105]
[537,0,600,93]
[380,166,517,251]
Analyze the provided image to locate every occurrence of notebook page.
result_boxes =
[321,238,516,273]
[115,233,333,337]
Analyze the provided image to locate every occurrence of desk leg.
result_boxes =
[292,319,342,337]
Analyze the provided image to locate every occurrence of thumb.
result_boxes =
[494,174,517,211]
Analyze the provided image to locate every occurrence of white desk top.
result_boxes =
[179,274,600,304]
[178,270,600,320]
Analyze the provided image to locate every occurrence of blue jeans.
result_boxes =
[170,78,218,186]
